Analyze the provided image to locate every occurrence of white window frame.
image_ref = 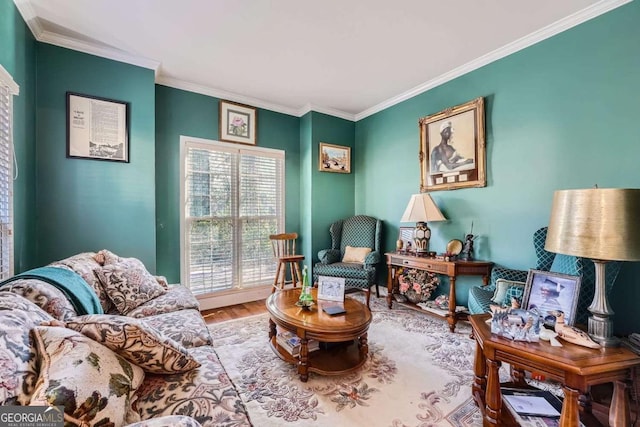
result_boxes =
[0,65,19,280]
[179,135,285,309]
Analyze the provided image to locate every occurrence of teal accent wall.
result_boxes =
[155,85,301,282]
[0,0,37,272]
[36,44,157,270]
[355,1,640,333]
[299,112,313,266]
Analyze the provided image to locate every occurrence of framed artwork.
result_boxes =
[319,142,351,173]
[419,97,485,191]
[398,227,415,252]
[67,92,129,162]
[317,276,345,302]
[522,270,582,327]
[219,100,257,145]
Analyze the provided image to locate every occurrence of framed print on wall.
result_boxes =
[319,142,351,173]
[522,269,582,327]
[419,96,485,191]
[67,92,129,162]
[219,100,257,145]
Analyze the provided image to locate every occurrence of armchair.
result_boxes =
[313,215,382,308]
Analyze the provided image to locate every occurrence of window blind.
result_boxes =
[183,139,284,295]
[0,82,14,280]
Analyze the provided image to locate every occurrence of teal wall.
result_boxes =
[355,1,640,333]
[155,85,301,282]
[299,113,313,265]
[36,44,157,270]
[0,0,37,272]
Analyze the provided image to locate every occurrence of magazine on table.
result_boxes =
[501,387,562,417]
[276,330,319,357]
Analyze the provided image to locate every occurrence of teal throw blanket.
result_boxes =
[0,266,103,315]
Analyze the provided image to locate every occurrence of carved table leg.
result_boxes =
[472,340,487,407]
[448,276,457,333]
[387,264,394,309]
[609,380,631,427]
[298,337,309,382]
[268,318,277,339]
[485,358,501,426]
[560,385,581,427]
[358,332,369,361]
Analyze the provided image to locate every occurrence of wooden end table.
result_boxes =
[385,252,493,332]
[470,314,640,426]
[266,288,372,382]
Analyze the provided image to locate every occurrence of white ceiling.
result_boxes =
[14,0,628,120]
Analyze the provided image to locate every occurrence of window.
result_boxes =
[180,137,284,296]
[0,66,18,280]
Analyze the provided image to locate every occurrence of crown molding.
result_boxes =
[0,65,20,95]
[297,104,355,121]
[355,0,632,121]
[13,0,43,39]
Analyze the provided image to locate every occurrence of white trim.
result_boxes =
[356,0,631,120]
[197,286,272,311]
[12,0,43,39]
[0,65,19,96]
[297,103,355,122]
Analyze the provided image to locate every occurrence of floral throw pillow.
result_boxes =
[30,326,144,427]
[66,314,201,374]
[95,258,166,315]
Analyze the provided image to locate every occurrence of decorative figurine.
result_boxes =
[396,239,404,252]
[459,222,476,261]
[550,310,600,349]
[297,265,314,309]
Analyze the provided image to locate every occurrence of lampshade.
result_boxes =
[400,193,446,223]
[545,188,640,261]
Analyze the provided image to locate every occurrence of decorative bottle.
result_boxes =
[298,265,313,306]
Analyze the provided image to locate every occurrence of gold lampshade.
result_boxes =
[545,188,640,347]
[401,193,446,253]
[545,188,640,261]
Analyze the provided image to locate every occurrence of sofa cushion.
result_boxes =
[0,278,77,320]
[50,252,114,313]
[30,326,145,427]
[342,245,372,263]
[135,346,250,427]
[126,286,200,318]
[66,314,201,374]
[141,309,213,348]
[503,282,526,306]
[0,292,53,405]
[95,258,166,315]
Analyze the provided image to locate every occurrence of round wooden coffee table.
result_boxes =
[266,288,372,382]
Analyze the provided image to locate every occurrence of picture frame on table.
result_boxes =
[317,276,345,302]
[522,269,581,327]
[419,96,485,191]
[398,227,415,253]
[319,142,351,173]
[219,100,257,145]
[66,92,129,163]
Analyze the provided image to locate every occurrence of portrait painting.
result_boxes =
[419,97,485,191]
[522,270,582,327]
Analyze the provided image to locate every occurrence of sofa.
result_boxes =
[0,250,252,427]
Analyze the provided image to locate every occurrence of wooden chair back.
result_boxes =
[269,232,299,258]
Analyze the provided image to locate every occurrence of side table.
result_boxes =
[470,314,640,427]
[385,252,493,332]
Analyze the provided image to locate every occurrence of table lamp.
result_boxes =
[400,193,446,253]
[544,188,640,347]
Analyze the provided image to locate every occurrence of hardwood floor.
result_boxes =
[201,299,268,324]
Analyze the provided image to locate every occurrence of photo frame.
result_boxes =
[317,276,346,302]
[522,270,582,327]
[419,97,485,191]
[219,100,257,145]
[319,142,351,173]
[398,227,415,252]
[67,92,129,162]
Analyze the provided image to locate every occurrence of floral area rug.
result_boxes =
[208,295,511,427]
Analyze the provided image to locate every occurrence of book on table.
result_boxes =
[276,330,319,357]
[501,387,585,427]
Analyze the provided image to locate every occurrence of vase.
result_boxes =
[404,289,428,304]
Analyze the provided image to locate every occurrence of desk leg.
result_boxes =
[485,358,501,426]
[387,263,394,309]
[447,276,457,333]
[609,380,631,427]
[472,339,487,408]
[560,385,580,427]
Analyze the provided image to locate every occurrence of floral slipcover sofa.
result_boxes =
[0,251,251,427]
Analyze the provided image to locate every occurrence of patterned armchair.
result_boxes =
[468,227,621,325]
[313,215,382,308]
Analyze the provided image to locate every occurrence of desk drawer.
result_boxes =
[394,258,450,274]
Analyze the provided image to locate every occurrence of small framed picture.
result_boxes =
[317,276,346,302]
[522,270,581,327]
[398,227,415,252]
[67,92,129,162]
[219,100,257,145]
[319,142,351,173]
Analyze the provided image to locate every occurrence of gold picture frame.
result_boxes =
[419,97,485,191]
[319,142,351,173]
[219,100,257,145]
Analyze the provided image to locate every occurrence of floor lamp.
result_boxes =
[544,188,640,347]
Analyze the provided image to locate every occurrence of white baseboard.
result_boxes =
[197,286,272,311]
